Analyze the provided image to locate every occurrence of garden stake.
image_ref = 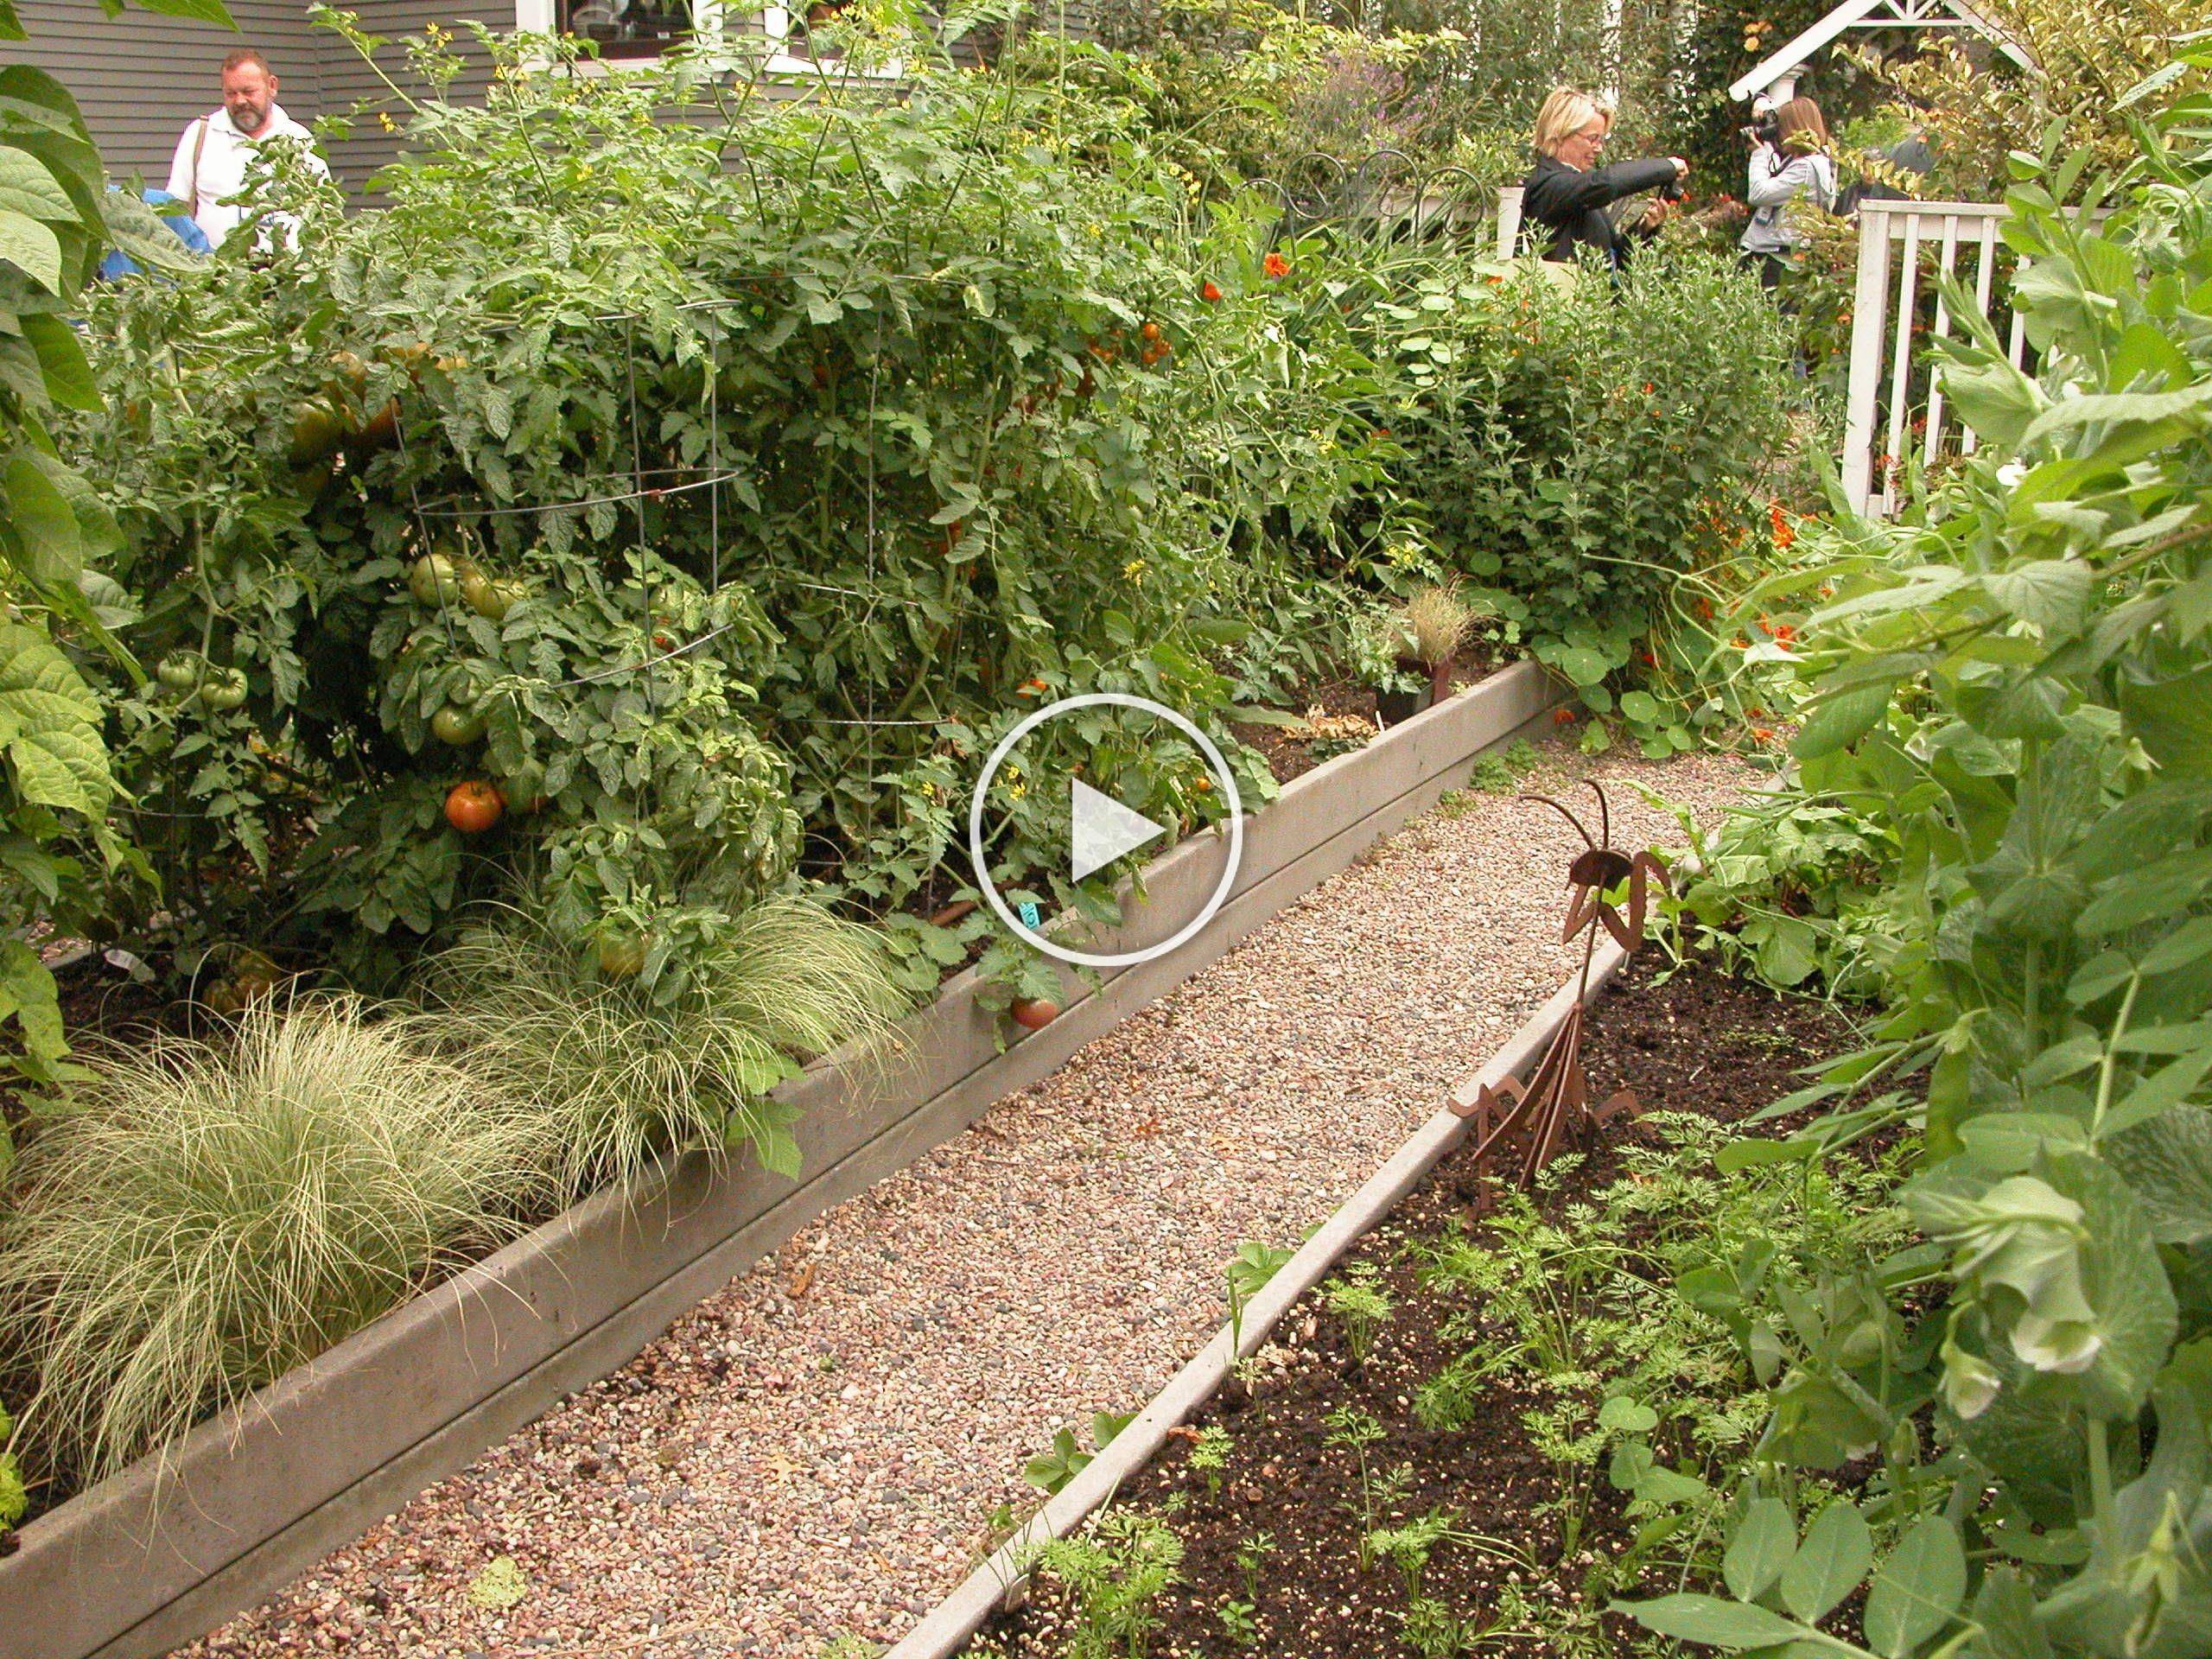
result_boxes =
[1452,781,1668,1193]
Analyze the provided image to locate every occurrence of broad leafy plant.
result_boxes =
[0,0,239,1091]
[1620,60,2212,1658]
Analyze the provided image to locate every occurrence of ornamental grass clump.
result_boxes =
[419,895,907,1199]
[1397,583,1480,671]
[0,999,544,1482]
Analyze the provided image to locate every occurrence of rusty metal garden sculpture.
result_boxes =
[1451,781,1669,1190]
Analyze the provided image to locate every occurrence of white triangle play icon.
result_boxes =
[1070,778,1168,883]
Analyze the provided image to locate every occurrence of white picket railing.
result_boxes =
[1840,198,2022,518]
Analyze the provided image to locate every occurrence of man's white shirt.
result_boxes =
[165,105,329,246]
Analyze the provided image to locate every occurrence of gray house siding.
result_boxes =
[2,0,328,187]
[7,0,1096,194]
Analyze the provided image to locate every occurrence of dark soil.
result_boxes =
[970,956,1868,1659]
[1232,647,1510,786]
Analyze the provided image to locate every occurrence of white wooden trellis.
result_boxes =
[1840,198,2024,517]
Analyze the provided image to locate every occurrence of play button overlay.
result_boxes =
[969,692,1244,970]
[1071,779,1167,883]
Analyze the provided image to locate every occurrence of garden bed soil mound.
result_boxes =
[971,957,1862,1659]
[1231,648,1508,787]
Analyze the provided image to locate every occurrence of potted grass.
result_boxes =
[1361,586,1480,727]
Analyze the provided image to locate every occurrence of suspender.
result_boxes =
[188,116,211,218]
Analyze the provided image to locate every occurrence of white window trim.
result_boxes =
[513,0,900,79]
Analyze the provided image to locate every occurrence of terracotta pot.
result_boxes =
[1428,655,1456,705]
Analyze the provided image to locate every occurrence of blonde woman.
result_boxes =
[1520,88,1688,270]
[1740,96,1836,289]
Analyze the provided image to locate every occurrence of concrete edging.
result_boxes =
[885,933,1632,1659]
[1,658,1564,1659]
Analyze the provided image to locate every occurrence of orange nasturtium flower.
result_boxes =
[1201,280,1224,302]
[1263,251,1290,279]
[1553,707,1577,725]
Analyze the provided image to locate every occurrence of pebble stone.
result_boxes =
[179,741,1751,1659]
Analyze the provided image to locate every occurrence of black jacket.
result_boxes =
[1519,154,1679,269]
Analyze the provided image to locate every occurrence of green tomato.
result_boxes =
[461,569,507,620]
[596,931,647,978]
[464,572,529,622]
[431,703,486,745]
[197,669,248,711]
[156,652,202,690]
[409,553,465,607]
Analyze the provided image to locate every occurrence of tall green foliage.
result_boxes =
[1620,58,2212,1658]
[0,3,240,1090]
[1377,250,1792,752]
[77,29,1287,992]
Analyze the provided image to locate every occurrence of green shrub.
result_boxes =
[1378,247,1791,743]
[0,998,543,1481]
[73,28,1376,997]
[416,893,907,1196]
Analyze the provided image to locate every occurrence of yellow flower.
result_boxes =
[378,111,397,133]
[1122,558,1147,583]
[1007,779,1027,801]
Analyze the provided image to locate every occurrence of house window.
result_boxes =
[556,0,696,58]
[515,0,897,74]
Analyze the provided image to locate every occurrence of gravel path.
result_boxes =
[187,740,1752,1659]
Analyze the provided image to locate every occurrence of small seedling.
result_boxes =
[1466,754,1515,794]
[1325,1405,1410,1564]
[1403,1593,1472,1659]
[1024,1426,1091,1494]
[1188,1425,1231,1495]
[1025,1409,1136,1496]
[1321,1262,1394,1365]
[1235,1530,1275,1602]
[1224,1239,1294,1356]
[1217,1597,1261,1647]
[979,1501,1020,1556]
[465,1554,529,1611]
[1323,1404,1385,1458]
[1369,1508,1457,1599]
[1035,1510,1184,1659]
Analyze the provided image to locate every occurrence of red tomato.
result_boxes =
[443,779,505,834]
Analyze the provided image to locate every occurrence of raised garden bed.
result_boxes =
[916,956,1878,1659]
[1,658,1563,1659]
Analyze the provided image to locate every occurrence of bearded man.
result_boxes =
[165,48,329,245]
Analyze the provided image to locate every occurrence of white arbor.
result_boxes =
[1726,0,2031,105]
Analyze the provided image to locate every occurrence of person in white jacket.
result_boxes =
[165,48,330,248]
[1739,97,1836,291]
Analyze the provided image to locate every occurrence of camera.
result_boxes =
[1740,109,1781,148]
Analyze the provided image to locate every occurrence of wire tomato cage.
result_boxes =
[397,302,745,697]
